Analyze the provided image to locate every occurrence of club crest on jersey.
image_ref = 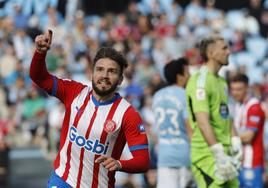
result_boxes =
[104,120,117,133]
[219,102,229,119]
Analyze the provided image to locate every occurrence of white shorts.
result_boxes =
[157,167,194,188]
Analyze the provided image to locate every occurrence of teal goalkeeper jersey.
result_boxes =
[186,66,231,153]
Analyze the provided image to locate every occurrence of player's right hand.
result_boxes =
[35,29,53,54]
[95,155,122,172]
[210,143,238,181]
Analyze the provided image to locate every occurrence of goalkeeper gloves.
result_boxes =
[230,136,243,170]
[210,143,238,181]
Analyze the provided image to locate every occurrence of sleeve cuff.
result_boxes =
[116,160,122,170]
[118,160,125,171]
[245,127,258,132]
[34,50,47,59]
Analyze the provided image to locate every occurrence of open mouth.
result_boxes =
[98,80,111,88]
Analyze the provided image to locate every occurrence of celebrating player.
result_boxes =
[30,30,150,188]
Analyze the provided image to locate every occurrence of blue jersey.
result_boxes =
[152,85,191,168]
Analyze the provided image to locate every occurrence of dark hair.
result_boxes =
[198,35,224,61]
[230,73,249,85]
[93,47,128,75]
[164,57,188,85]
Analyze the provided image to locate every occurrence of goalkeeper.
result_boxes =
[186,35,242,188]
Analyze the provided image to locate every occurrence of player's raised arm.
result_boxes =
[29,30,54,93]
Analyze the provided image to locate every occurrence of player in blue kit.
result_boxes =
[152,58,194,188]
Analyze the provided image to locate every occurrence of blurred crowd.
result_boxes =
[0,0,268,187]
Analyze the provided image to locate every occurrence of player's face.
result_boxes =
[92,58,122,97]
[230,81,248,103]
[210,40,230,66]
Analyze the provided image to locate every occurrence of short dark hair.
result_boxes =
[199,35,224,61]
[164,57,188,85]
[93,47,128,75]
[230,73,249,85]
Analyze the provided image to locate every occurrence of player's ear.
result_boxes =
[118,75,123,85]
[206,44,215,60]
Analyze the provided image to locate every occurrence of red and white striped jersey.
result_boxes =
[30,52,149,188]
[51,78,148,188]
[233,97,265,168]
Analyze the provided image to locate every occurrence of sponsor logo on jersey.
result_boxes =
[69,126,109,155]
[104,120,117,133]
[196,88,205,100]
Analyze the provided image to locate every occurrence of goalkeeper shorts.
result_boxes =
[192,160,239,188]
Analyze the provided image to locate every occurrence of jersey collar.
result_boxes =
[91,93,121,106]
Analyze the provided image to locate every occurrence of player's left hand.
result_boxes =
[231,155,242,170]
[211,143,238,181]
[215,155,238,181]
[35,29,53,54]
[230,136,243,170]
[95,156,122,172]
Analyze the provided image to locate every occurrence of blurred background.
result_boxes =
[0,0,268,187]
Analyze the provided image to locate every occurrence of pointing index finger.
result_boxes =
[45,29,53,45]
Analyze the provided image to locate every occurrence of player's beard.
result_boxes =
[92,79,119,97]
[222,56,229,65]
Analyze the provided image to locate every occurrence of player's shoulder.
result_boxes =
[154,86,177,95]
[217,76,227,84]
[153,86,165,96]
[247,98,264,113]
[187,67,209,90]
[121,101,142,122]
[186,73,199,88]
[60,78,87,89]
[247,98,261,108]
[153,86,167,100]
[117,96,132,109]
